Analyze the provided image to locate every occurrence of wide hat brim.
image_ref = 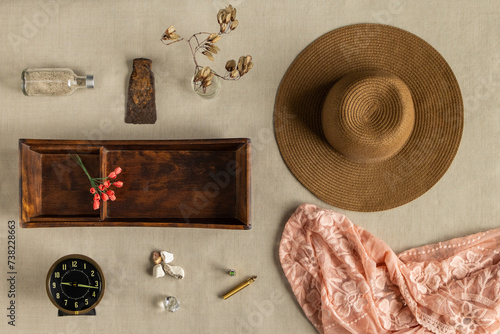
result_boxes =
[274,24,464,212]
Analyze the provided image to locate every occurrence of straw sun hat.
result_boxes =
[274,23,463,212]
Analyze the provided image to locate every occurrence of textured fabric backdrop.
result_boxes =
[0,1,499,333]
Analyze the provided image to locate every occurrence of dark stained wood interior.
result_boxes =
[102,149,237,219]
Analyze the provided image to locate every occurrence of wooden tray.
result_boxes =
[19,139,251,229]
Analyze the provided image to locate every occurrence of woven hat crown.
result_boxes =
[321,70,415,163]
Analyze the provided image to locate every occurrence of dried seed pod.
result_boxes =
[208,46,219,54]
[208,33,218,41]
[224,12,231,23]
[202,79,212,88]
[245,55,252,65]
[225,5,234,14]
[194,72,203,82]
[167,25,176,34]
[225,59,236,71]
[211,45,220,52]
[231,8,237,21]
[220,23,227,33]
[200,66,211,77]
[217,10,225,24]
[230,20,239,30]
[206,72,215,81]
[203,51,214,61]
[230,69,239,78]
[237,56,245,72]
[247,62,254,70]
[211,35,222,43]
[163,26,182,41]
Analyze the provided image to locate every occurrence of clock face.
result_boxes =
[46,254,105,315]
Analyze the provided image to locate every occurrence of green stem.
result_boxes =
[70,154,100,190]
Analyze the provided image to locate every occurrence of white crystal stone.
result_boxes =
[163,264,185,279]
[163,296,180,312]
[160,251,174,264]
[153,263,165,278]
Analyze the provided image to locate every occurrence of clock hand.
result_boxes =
[75,284,99,289]
[60,282,99,289]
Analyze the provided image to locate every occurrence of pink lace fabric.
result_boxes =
[279,204,500,334]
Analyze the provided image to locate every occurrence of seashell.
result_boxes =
[153,263,165,278]
[164,264,185,279]
[160,250,174,264]
[152,251,162,265]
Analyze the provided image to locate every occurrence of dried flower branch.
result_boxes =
[70,154,123,210]
[161,4,254,93]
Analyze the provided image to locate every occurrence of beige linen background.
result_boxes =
[0,1,499,333]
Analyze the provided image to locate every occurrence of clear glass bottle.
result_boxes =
[22,68,94,96]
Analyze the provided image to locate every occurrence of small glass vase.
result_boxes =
[190,75,221,99]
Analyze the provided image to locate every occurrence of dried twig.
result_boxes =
[161,5,254,93]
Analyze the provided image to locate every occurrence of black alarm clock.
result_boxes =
[46,254,105,316]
